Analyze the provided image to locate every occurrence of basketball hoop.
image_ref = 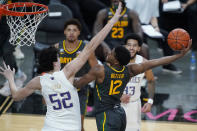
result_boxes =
[1,2,48,46]
[0,5,3,19]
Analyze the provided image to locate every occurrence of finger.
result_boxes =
[13,68,16,73]
[188,39,192,49]
[0,66,4,72]
[116,2,122,14]
[3,61,7,69]
[7,65,10,70]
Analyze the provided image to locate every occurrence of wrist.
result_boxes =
[153,25,159,29]
[110,18,118,24]
[148,98,154,105]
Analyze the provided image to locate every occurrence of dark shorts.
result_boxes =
[77,85,89,115]
[96,105,126,131]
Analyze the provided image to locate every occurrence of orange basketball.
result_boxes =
[167,28,190,51]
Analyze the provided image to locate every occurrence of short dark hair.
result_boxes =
[111,0,126,9]
[64,18,82,31]
[37,47,59,74]
[114,46,131,66]
[123,33,143,46]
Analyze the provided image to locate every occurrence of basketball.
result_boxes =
[167,28,190,51]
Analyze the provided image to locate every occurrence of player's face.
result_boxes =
[111,0,120,5]
[64,25,80,42]
[124,39,141,58]
[106,49,117,64]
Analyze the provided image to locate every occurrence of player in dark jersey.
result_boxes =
[55,19,98,131]
[74,40,192,131]
[93,0,149,59]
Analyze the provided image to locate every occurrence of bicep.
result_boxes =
[14,77,41,101]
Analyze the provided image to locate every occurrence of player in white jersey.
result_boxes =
[0,3,123,131]
[121,33,155,131]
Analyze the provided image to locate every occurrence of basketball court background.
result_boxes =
[0,0,197,130]
[0,38,196,130]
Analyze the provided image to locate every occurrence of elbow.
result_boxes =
[12,95,21,101]
[75,84,84,89]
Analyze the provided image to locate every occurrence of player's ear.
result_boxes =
[53,62,58,67]
[64,29,66,36]
[137,46,141,52]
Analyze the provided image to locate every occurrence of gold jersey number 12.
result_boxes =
[109,80,122,95]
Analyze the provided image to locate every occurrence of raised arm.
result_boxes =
[0,62,41,101]
[74,65,104,89]
[64,3,122,82]
[127,40,192,77]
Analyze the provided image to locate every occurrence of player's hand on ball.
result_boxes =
[180,39,192,57]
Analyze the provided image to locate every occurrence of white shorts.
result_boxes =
[121,99,141,131]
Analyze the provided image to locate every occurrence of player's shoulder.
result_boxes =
[93,64,104,73]
[127,8,138,17]
[29,76,42,90]
[97,8,108,17]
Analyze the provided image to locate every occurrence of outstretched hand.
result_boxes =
[179,39,192,57]
[120,94,130,104]
[0,61,15,81]
[111,2,122,22]
[141,103,152,113]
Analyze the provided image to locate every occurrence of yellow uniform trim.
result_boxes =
[143,98,148,102]
[2,99,14,114]
[63,40,82,54]
[103,112,106,131]
[0,96,10,111]
[84,89,89,115]
[109,65,125,72]
[110,7,127,16]
[96,85,101,100]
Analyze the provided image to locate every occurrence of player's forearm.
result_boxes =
[186,0,196,6]
[142,54,183,72]
[74,77,94,89]
[147,81,155,99]
[7,78,20,101]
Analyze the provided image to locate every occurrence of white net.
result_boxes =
[4,3,48,46]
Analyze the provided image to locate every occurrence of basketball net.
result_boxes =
[2,2,48,46]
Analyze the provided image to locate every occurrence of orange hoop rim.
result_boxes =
[0,5,3,19]
[2,2,48,16]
